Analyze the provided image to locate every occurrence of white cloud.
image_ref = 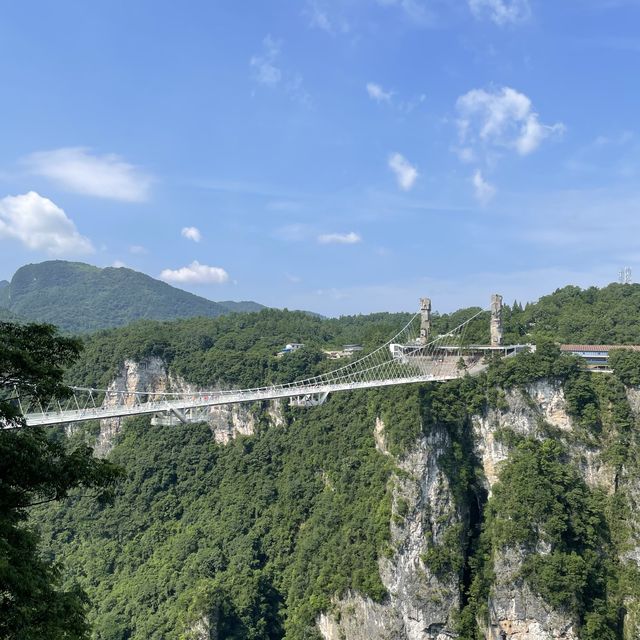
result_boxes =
[317,231,362,244]
[181,226,202,242]
[250,36,310,105]
[472,170,496,204]
[366,82,393,103]
[250,35,282,86]
[23,147,152,202]
[305,2,349,34]
[160,261,229,284]
[456,147,476,163]
[0,191,94,255]
[284,72,311,107]
[456,87,564,156]
[129,244,148,254]
[112,260,127,268]
[468,0,531,25]
[388,152,419,191]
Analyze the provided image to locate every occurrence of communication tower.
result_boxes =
[619,267,632,284]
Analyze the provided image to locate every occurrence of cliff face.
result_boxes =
[320,380,640,640]
[473,382,578,640]
[473,381,613,493]
[318,422,461,640]
[95,357,282,456]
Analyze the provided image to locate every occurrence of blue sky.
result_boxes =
[1,0,640,315]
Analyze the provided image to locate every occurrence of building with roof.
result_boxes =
[277,342,305,357]
[559,344,640,371]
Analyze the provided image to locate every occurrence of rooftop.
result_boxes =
[560,345,640,352]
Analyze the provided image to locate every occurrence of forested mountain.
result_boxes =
[0,261,264,333]
[61,281,640,390]
[503,283,640,344]
[13,283,640,639]
[64,308,416,390]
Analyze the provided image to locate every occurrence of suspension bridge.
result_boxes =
[7,295,527,428]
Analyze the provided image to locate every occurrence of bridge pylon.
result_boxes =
[490,293,503,347]
[418,297,431,345]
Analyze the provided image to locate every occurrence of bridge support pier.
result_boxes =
[289,392,329,407]
[170,407,188,423]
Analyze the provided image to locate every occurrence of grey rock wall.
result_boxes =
[321,379,640,639]
[94,356,283,456]
[318,421,461,640]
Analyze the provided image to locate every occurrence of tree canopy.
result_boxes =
[0,322,121,639]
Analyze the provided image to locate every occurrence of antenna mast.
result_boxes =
[619,267,632,284]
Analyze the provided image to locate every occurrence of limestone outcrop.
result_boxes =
[94,357,282,456]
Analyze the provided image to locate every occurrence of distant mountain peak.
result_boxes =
[2,260,265,333]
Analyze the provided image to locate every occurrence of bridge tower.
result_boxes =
[418,297,431,345]
[490,294,503,347]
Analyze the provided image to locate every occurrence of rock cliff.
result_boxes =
[318,422,461,640]
[320,380,640,640]
[94,356,282,456]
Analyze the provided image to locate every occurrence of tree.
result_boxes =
[0,322,121,639]
[609,348,640,386]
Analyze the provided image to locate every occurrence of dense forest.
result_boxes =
[5,282,640,639]
[40,335,640,639]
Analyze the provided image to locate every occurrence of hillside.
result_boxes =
[24,284,640,638]
[503,283,640,344]
[60,283,640,395]
[0,261,264,333]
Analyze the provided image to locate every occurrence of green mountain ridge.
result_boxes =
[0,261,265,333]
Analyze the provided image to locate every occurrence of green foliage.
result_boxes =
[483,439,617,633]
[563,372,601,432]
[587,374,636,470]
[64,309,419,391]
[0,323,122,639]
[1,261,265,333]
[369,384,423,455]
[421,523,465,578]
[1,322,81,409]
[485,338,580,390]
[38,387,409,640]
[22,283,640,640]
[455,530,493,640]
[503,283,640,344]
[488,439,606,550]
[609,348,640,386]
[431,306,489,345]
